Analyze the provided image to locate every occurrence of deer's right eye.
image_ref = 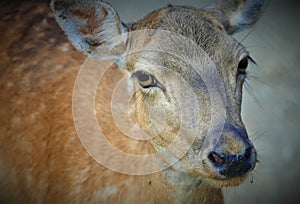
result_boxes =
[134,71,156,89]
[133,71,167,93]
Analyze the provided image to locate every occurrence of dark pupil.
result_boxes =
[238,58,249,69]
[138,72,150,82]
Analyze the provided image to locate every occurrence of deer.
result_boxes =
[0,0,269,203]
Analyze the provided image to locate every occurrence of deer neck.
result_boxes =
[149,166,223,203]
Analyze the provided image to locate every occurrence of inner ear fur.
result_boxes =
[51,0,128,61]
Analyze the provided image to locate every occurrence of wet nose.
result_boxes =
[208,144,255,178]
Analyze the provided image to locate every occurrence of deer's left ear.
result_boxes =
[51,0,128,62]
[212,0,269,34]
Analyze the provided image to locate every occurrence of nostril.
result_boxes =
[208,151,225,166]
[208,148,255,178]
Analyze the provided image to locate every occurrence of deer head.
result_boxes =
[51,0,268,187]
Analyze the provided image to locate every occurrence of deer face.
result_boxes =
[52,0,268,187]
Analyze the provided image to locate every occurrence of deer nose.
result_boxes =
[208,145,255,178]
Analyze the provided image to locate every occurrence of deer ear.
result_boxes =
[213,0,269,34]
[51,0,128,62]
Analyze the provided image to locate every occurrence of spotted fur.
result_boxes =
[0,0,268,203]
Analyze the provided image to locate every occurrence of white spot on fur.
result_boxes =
[96,186,117,201]
[59,43,71,52]
[6,82,13,87]
[25,173,33,188]
[10,116,21,127]
[73,167,90,181]
[16,99,23,105]
[74,186,82,194]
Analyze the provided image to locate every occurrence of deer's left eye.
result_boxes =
[237,56,256,75]
[238,57,249,74]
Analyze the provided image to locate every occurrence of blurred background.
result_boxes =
[107,0,300,203]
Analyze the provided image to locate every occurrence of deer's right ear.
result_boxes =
[212,0,269,34]
[51,0,128,62]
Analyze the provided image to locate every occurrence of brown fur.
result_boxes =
[0,0,268,203]
[0,2,222,203]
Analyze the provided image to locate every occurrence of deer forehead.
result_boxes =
[128,7,245,77]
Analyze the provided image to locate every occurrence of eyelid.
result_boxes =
[132,71,155,84]
[239,51,256,65]
[238,51,249,61]
[131,70,152,79]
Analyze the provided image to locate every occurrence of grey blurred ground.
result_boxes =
[108,0,300,203]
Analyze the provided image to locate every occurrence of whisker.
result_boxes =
[254,133,265,141]
[249,131,265,141]
[247,69,270,88]
[244,79,262,107]
[250,173,254,183]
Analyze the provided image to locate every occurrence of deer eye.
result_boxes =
[237,57,249,74]
[134,71,156,88]
[237,56,256,76]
